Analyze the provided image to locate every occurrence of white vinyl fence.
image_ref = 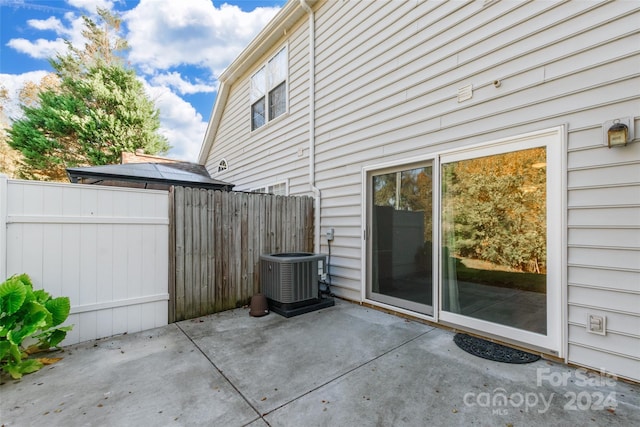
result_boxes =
[0,175,169,345]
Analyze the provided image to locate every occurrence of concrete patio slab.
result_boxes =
[177,300,432,415]
[265,327,639,426]
[0,323,259,427]
[1,299,639,426]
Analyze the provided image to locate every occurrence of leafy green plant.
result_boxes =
[0,274,73,379]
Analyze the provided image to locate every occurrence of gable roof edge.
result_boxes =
[198,0,318,165]
[198,81,230,165]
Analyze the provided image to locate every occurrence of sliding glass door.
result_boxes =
[365,127,563,353]
[438,129,562,352]
[441,147,547,334]
[368,162,434,315]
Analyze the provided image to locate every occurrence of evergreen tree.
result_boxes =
[8,9,169,181]
[0,86,23,178]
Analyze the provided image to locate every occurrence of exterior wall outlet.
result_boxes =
[326,228,334,241]
[587,314,606,336]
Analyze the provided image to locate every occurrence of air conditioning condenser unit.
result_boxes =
[260,252,334,317]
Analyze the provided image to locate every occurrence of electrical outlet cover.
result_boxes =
[587,314,606,336]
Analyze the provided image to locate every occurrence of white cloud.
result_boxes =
[67,0,114,12]
[3,0,282,164]
[0,71,50,120]
[150,72,216,95]
[6,11,89,59]
[143,81,210,162]
[27,16,65,32]
[123,0,279,75]
[6,37,67,59]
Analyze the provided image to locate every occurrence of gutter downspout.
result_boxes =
[300,0,321,253]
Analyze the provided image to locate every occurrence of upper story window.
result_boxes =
[251,46,287,131]
[218,159,228,172]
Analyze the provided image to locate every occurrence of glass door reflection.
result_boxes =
[370,164,433,314]
[441,147,547,334]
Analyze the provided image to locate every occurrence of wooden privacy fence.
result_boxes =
[169,187,314,322]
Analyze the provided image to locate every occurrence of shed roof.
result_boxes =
[66,162,234,191]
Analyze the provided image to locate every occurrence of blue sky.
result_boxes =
[0,0,286,161]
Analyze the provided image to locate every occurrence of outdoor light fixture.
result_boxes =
[608,120,629,148]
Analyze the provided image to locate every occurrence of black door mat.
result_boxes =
[454,333,541,364]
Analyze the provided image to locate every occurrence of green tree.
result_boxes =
[0,86,23,178]
[8,8,169,181]
[445,147,547,273]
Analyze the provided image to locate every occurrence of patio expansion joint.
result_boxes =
[261,327,437,418]
[174,322,270,427]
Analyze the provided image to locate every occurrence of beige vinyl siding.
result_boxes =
[205,0,639,380]
[205,17,311,195]
[566,119,640,381]
[311,0,639,378]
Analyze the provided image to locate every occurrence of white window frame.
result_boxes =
[217,158,228,173]
[251,180,288,196]
[250,45,288,131]
[361,126,566,356]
